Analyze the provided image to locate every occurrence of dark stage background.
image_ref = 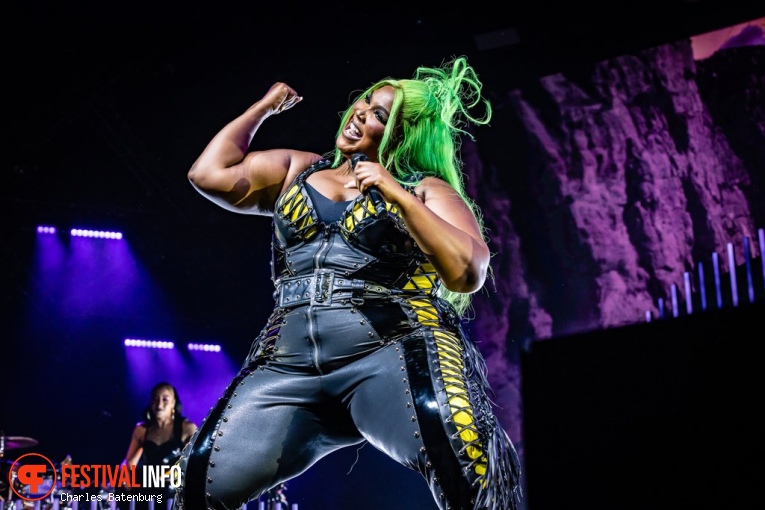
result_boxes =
[2,2,764,509]
[521,300,765,510]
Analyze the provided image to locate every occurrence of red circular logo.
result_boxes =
[9,453,56,501]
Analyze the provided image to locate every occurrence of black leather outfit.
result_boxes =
[174,159,522,510]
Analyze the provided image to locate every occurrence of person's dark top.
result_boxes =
[141,418,186,467]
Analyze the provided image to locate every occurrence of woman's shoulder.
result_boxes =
[412,175,456,198]
[414,174,449,186]
[131,421,149,439]
[280,152,332,191]
[180,418,198,441]
[280,151,328,186]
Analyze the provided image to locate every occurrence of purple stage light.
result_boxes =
[124,338,175,349]
[185,349,240,423]
[37,226,57,234]
[187,343,222,352]
[70,228,123,239]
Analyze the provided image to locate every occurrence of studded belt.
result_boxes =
[274,268,396,308]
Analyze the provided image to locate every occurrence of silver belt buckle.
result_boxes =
[311,269,335,306]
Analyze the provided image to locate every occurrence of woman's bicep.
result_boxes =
[422,180,487,247]
[188,150,287,197]
[414,180,490,292]
[188,149,317,213]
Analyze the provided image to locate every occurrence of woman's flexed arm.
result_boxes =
[187,83,321,215]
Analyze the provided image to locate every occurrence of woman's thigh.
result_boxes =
[176,365,360,510]
[340,332,497,510]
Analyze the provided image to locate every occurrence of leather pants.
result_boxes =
[173,297,521,510]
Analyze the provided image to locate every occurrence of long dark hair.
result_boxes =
[143,381,185,426]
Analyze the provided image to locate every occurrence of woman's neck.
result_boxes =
[154,416,174,428]
[336,159,353,176]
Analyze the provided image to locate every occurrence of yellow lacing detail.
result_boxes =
[408,297,439,327]
[408,298,488,480]
[342,195,397,231]
[278,184,317,239]
[403,262,438,292]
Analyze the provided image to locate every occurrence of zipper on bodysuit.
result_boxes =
[306,224,337,375]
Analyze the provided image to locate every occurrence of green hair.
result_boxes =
[330,56,492,316]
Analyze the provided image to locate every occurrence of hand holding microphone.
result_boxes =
[350,154,387,216]
[350,152,369,169]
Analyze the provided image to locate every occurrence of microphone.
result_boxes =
[350,154,387,216]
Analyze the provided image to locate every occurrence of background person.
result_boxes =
[120,382,197,508]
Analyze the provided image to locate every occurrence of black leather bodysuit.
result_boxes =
[174,159,522,510]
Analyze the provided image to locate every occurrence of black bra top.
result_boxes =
[141,419,185,466]
[303,181,352,224]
